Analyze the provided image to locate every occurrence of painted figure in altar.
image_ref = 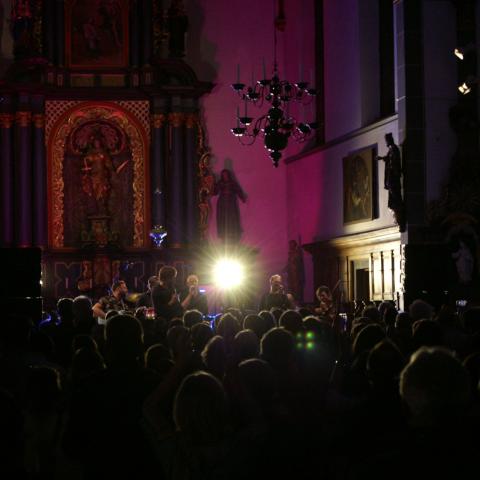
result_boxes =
[81,136,129,215]
[214,169,246,243]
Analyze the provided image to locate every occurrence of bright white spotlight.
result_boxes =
[213,259,245,290]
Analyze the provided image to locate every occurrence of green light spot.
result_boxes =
[306,331,315,340]
[306,341,315,351]
[296,342,304,350]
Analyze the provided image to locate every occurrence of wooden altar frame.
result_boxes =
[46,101,150,250]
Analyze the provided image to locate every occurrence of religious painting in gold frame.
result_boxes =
[65,0,129,69]
[343,147,375,224]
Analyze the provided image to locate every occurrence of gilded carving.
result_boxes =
[50,104,147,248]
[0,114,14,128]
[151,113,166,129]
[195,118,214,240]
[168,112,185,128]
[15,111,32,127]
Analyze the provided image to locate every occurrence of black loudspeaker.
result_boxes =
[0,247,41,298]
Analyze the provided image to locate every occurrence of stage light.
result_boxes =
[458,82,471,94]
[458,75,479,95]
[213,258,245,290]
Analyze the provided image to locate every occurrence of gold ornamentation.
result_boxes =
[185,112,198,129]
[33,114,45,129]
[49,103,147,248]
[196,118,214,240]
[15,111,32,127]
[168,112,185,128]
[0,114,14,128]
[152,113,166,129]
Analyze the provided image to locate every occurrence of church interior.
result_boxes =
[1,1,480,477]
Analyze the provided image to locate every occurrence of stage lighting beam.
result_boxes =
[213,258,245,290]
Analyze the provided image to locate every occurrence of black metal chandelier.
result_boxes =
[230,2,317,168]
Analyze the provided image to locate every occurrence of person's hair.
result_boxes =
[166,325,189,358]
[269,274,282,285]
[362,305,381,324]
[183,309,203,329]
[412,319,443,349]
[279,310,303,335]
[258,310,276,331]
[57,297,74,322]
[260,327,295,371]
[191,322,213,353]
[238,358,276,412]
[145,343,173,376]
[70,347,105,386]
[72,296,93,323]
[173,371,229,444]
[217,313,241,343]
[201,335,227,380]
[104,314,144,363]
[395,312,411,330]
[352,323,385,358]
[400,347,470,423]
[315,286,331,298]
[366,339,405,390]
[243,314,267,339]
[409,299,433,322]
[270,308,283,326]
[159,266,177,284]
[232,329,260,363]
[186,274,199,284]
[105,309,119,321]
[111,280,125,292]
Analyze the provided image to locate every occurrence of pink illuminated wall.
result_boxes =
[185,0,317,287]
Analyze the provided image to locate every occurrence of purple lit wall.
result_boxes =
[185,0,298,284]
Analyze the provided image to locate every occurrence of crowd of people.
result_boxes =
[1,266,480,479]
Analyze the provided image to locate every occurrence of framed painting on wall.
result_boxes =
[65,0,129,69]
[343,147,375,224]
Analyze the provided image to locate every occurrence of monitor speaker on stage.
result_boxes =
[0,248,42,322]
[0,247,41,298]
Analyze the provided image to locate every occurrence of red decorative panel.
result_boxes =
[46,101,150,250]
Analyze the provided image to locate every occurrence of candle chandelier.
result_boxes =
[230,0,317,167]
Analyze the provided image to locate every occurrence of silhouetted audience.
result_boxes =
[2,291,480,479]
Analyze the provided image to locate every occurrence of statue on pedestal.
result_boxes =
[377,133,405,231]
